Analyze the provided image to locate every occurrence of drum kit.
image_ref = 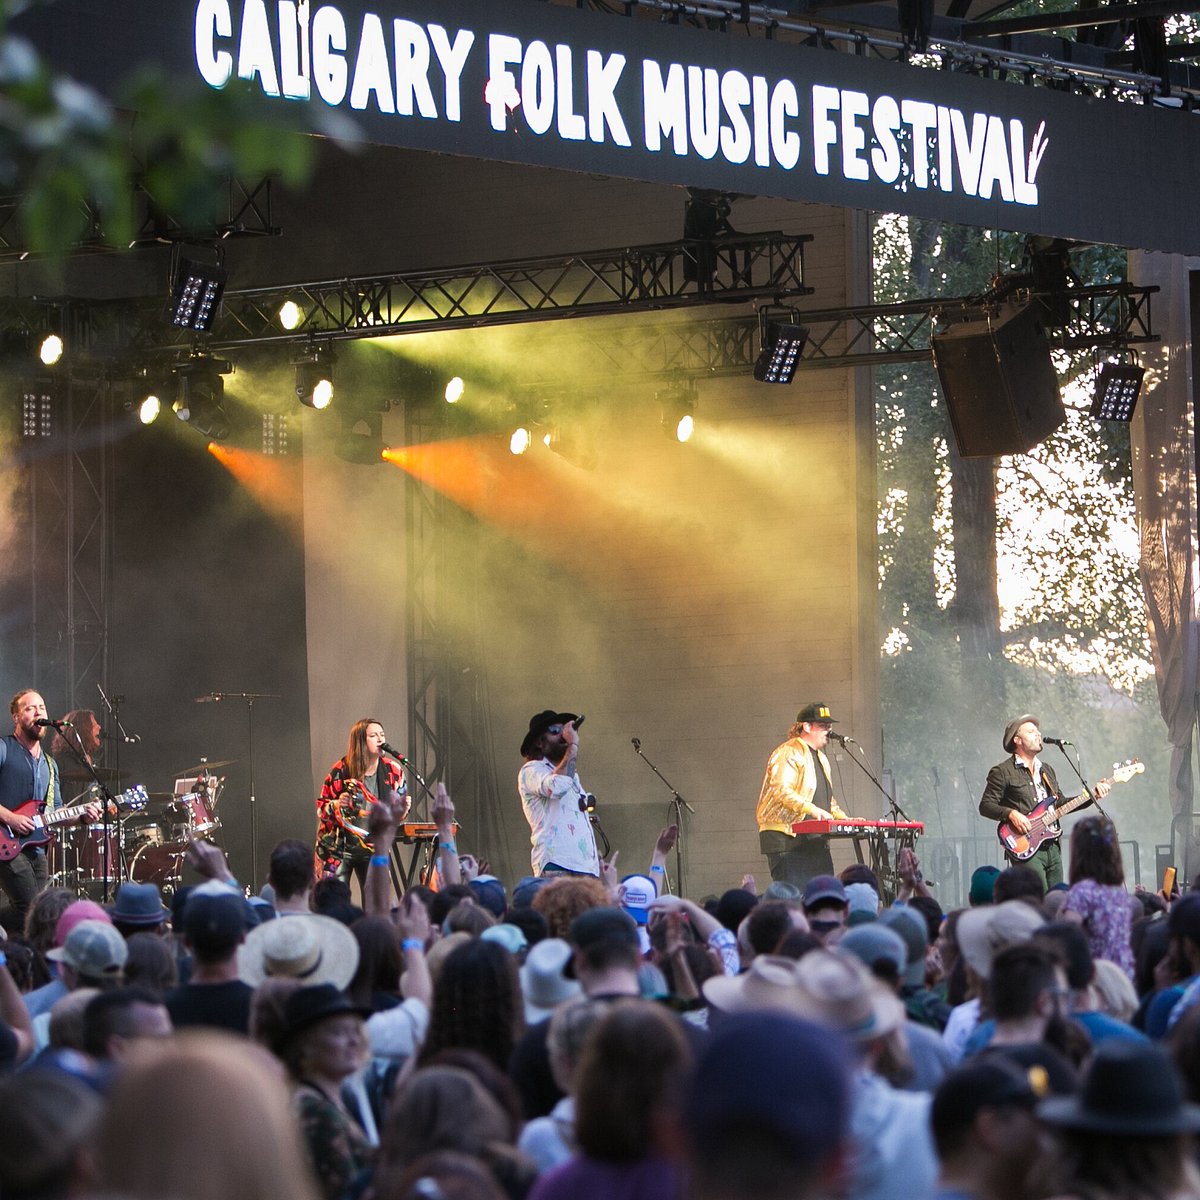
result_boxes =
[50,758,231,897]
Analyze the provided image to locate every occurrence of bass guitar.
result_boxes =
[0,785,149,862]
[996,760,1144,860]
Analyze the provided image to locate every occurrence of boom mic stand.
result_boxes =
[630,737,695,896]
[1047,740,1109,820]
[830,734,913,901]
[53,729,120,902]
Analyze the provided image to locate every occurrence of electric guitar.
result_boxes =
[0,785,149,861]
[996,760,1144,860]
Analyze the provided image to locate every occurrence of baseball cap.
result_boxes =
[46,920,127,978]
[619,874,658,926]
[52,901,110,948]
[565,906,639,976]
[803,875,848,910]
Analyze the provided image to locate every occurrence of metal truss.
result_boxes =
[525,281,1159,380]
[25,373,112,711]
[117,232,812,353]
[0,177,278,264]
[404,407,511,873]
[567,0,1196,104]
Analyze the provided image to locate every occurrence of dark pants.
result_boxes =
[0,848,47,921]
[759,830,834,888]
[1009,841,1063,890]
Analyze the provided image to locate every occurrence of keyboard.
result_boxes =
[791,819,925,836]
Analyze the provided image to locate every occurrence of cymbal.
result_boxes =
[175,759,236,776]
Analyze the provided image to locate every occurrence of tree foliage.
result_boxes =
[874,214,1167,866]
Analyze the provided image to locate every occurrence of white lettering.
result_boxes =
[487,34,522,131]
[770,80,800,170]
[522,40,555,135]
[978,114,1014,201]
[840,89,869,181]
[1012,119,1045,205]
[870,94,901,184]
[752,75,770,167]
[687,66,720,160]
[237,0,280,96]
[312,6,348,105]
[556,45,586,140]
[586,50,629,145]
[350,13,394,113]
[277,1,309,100]
[901,99,936,188]
[393,19,435,117]
[811,84,840,175]
[720,70,751,164]
[430,25,474,123]
[196,0,233,89]
[950,109,988,196]
[643,60,687,155]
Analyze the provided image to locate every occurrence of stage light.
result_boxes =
[38,333,63,366]
[510,427,531,455]
[444,376,465,404]
[294,344,336,410]
[1090,362,1145,422]
[262,412,290,456]
[169,257,227,332]
[20,388,53,439]
[658,379,697,443]
[278,300,303,331]
[173,354,233,441]
[754,319,809,384]
[139,394,162,425]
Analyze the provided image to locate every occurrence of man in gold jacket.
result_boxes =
[756,702,851,886]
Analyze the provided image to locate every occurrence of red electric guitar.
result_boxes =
[0,785,149,862]
[996,760,1144,860]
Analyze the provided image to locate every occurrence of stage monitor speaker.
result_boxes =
[931,301,1064,458]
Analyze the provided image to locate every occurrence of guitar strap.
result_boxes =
[43,758,55,815]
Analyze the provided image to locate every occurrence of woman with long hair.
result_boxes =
[1062,815,1135,979]
[316,718,409,888]
[418,938,524,1073]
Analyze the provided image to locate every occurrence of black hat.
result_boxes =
[1003,714,1039,754]
[1039,1040,1200,1135]
[520,710,579,758]
[564,906,639,977]
[278,983,371,1047]
[796,703,837,725]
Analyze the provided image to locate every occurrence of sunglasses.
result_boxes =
[547,724,564,735]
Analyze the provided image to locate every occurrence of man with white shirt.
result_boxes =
[518,710,598,878]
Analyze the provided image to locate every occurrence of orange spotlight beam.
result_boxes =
[207,442,304,534]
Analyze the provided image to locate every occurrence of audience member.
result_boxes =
[1060,816,1135,979]
[802,876,850,942]
[165,886,253,1034]
[269,838,317,914]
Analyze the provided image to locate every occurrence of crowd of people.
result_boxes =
[0,780,1197,1200]
[1,694,1198,1200]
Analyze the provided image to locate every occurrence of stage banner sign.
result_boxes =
[18,0,1200,253]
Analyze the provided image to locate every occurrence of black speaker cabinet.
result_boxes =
[931,301,1065,458]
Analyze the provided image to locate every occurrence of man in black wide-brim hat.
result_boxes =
[518,709,598,878]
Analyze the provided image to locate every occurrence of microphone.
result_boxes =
[571,714,586,730]
[1042,736,1071,747]
[381,741,409,764]
[828,730,856,745]
[195,694,221,704]
[631,737,641,751]
[34,718,72,729]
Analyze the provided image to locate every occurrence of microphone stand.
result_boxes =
[97,683,139,887]
[51,727,120,902]
[631,738,695,897]
[200,691,280,890]
[1047,741,1109,820]
[831,735,913,902]
[389,755,440,893]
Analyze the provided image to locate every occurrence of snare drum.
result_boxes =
[123,820,163,853]
[76,824,120,881]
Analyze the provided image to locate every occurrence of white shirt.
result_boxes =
[518,757,599,876]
